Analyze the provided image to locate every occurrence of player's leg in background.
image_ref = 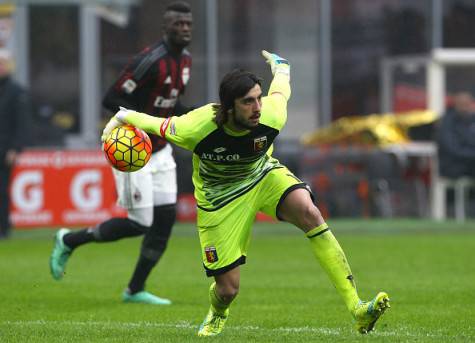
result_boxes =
[123,146,178,304]
[123,203,175,305]
[49,165,153,280]
[49,211,150,281]
[62,217,146,249]
[278,188,390,334]
[198,267,240,337]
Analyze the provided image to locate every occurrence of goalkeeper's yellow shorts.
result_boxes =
[197,166,312,276]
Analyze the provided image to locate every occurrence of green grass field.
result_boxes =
[1,220,474,342]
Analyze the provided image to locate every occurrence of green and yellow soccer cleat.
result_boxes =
[353,292,390,334]
[197,307,229,337]
[49,228,72,280]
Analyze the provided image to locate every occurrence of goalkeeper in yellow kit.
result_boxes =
[102,50,390,337]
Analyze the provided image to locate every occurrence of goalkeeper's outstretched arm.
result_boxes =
[101,107,166,142]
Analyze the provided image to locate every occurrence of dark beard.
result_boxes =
[233,116,257,131]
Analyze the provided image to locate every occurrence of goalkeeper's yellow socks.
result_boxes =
[209,282,230,315]
[306,223,360,312]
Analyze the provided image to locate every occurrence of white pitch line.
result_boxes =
[0,320,342,336]
[1,320,471,339]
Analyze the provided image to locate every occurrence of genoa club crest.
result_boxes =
[254,136,267,151]
[205,246,218,263]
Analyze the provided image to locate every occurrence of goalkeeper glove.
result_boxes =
[261,50,290,76]
[101,107,131,142]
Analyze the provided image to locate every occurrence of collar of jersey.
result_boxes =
[222,123,250,137]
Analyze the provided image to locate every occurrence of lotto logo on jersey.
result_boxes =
[205,246,218,263]
[254,136,267,151]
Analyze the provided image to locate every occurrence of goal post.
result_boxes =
[428,48,475,117]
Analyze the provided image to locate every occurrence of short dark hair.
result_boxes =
[213,69,262,127]
[165,1,191,14]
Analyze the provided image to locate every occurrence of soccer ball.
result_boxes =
[103,124,152,172]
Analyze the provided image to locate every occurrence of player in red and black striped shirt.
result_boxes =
[103,24,192,152]
[50,1,193,305]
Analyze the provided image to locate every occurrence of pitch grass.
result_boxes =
[1,220,474,342]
